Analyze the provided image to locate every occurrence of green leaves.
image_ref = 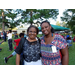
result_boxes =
[61,9,75,33]
[21,9,59,25]
[0,9,59,30]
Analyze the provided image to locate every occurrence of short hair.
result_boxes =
[27,25,39,34]
[19,33,24,37]
[40,20,51,26]
[40,20,55,33]
[9,30,12,33]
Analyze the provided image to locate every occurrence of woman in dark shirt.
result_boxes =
[15,25,41,65]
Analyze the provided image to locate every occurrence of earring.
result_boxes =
[52,33,53,37]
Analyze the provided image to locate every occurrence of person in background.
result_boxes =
[14,32,18,39]
[40,20,69,65]
[1,32,4,39]
[4,33,24,64]
[0,40,4,51]
[0,32,1,39]
[66,34,70,40]
[7,30,13,51]
[73,36,75,42]
[24,34,27,37]
[3,31,7,42]
[66,35,72,48]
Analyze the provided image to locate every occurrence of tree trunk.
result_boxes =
[30,11,33,25]
[2,11,5,32]
[2,22,5,32]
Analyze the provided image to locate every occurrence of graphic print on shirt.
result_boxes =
[41,34,67,65]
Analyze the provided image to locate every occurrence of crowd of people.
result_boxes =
[61,32,73,48]
[1,20,75,65]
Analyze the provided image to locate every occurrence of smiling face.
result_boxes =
[28,27,37,40]
[41,22,51,36]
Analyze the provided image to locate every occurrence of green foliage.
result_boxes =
[61,9,75,33]
[21,9,59,25]
[0,9,19,31]
[56,21,60,26]
[0,9,59,30]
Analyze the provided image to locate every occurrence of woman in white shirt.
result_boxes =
[7,30,13,51]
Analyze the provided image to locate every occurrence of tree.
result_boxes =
[0,9,59,31]
[56,21,60,26]
[61,9,75,33]
[60,22,67,27]
[0,9,5,31]
[0,9,21,31]
[2,10,5,31]
[20,9,59,25]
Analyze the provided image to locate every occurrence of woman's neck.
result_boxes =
[44,33,55,45]
[27,37,37,42]
[45,32,52,38]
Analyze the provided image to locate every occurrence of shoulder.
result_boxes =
[55,34,66,42]
[9,33,12,34]
[20,37,26,44]
[14,38,20,41]
[8,33,12,35]
[55,33,67,43]
[39,36,44,40]
[21,37,26,41]
[36,37,40,42]
[54,34,67,49]
[17,38,20,41]
[55,33,64,39]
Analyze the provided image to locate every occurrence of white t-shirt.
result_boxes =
[7,33,12,40]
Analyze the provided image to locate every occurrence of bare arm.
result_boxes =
[13,41,17,48]
[16,54,20,65]
[60,46,69,65]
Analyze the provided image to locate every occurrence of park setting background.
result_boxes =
[0,9,75,65]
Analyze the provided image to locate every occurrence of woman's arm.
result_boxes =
[16,54,20,65]
[15,37,25,65]
[60,46,69,65]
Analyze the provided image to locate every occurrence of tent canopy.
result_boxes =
[38,24,70,31]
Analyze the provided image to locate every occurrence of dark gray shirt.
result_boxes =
[16,37,41,62]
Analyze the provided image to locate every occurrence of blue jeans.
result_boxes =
[8,39,13,50]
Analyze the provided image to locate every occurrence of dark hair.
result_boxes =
[40,20,51,26]
[27,25,39,34]
[9,30,12,33]
[19,33,24,37]
[40,20,55,33]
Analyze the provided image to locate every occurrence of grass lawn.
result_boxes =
[0,36,16,65]
[68,42,75,65]
[0,34,75,65]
